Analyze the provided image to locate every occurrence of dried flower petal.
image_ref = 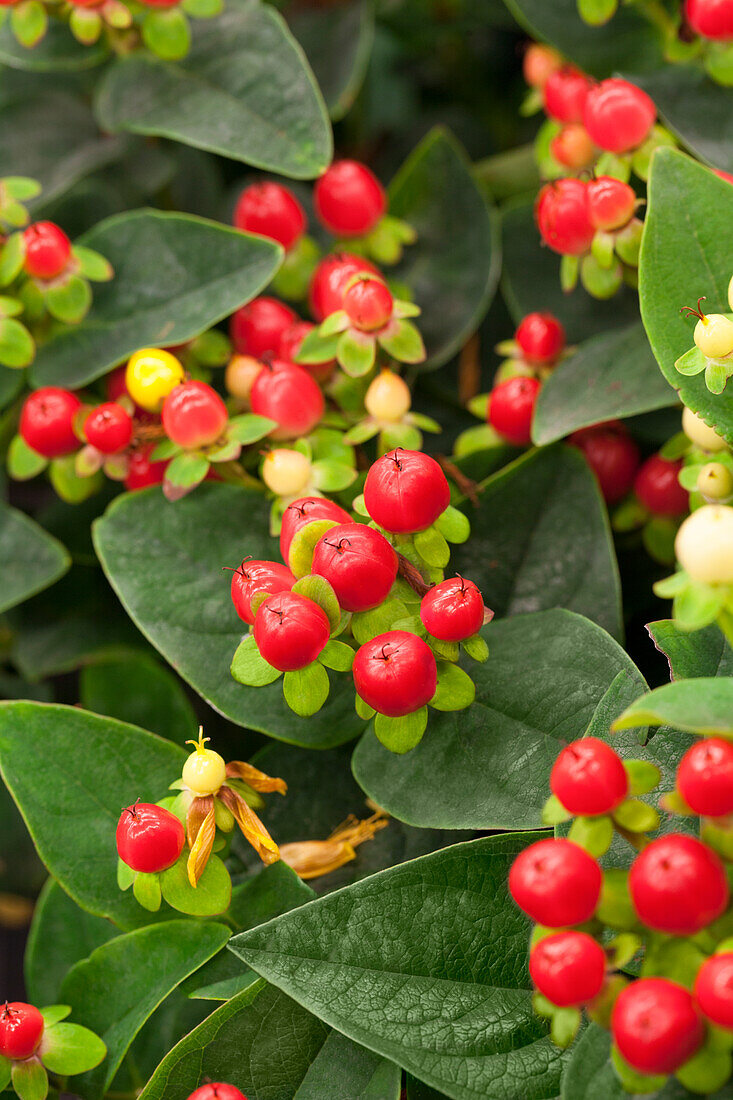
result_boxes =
[218,785,280,865]
[186,805,216,888]
[186,794,213,849]
[280,811,389,880]
[225,760,288,795]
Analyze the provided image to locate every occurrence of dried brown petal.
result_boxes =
[225,760,287,795]
[280,811,389,881]
[186,794,214,849]
[218,785,280,866]
[186,805,216,888]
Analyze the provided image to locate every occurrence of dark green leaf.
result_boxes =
[614,678,733,737]
[289,0,374,121]
[0,364,23,410]
[0,16,109,70]
[0,500,70,613]
[80,654,198,744]
[635,66,733,175]
[647,620,733,679]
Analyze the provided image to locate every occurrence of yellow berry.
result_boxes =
[182,730,227,797]
[697,463,733,501]
[262,449,311,496]
[675,504,733,584]
[126,348,185,413]
[364,370,411,422]
[693,314,733,359]
[225,355,263,402]
[682,407,728,453]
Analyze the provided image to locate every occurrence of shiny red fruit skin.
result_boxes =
[20,387,81,458]
[84,402,133,454]
[488,376,541,446]
[343,277,393,332]
[535,179,594,256]
[311,522,398,612]
[23,221,72,279]
[634,455,688,516]
[420,577,484,642]
[124,445,167,491]
[542,66,593,124]
[116,802,185,873]
[363,449,451,534]
[230,560,295,625]
[230,297,296,358]
[352,630,437,716]
[694,953,733,1029]
[279,321,335,382]
[629,834,729,934]
[612,978,704,1075]
[253,591,330,671]
[187,1084,248,1100]
[677,737,733,816]
[314,160,387,237]
[508,838,602,926]
[233,182,306,251]
[550,737,629,815]
[686,0,733,39]
[515,312,565,364]
[587,176,636,231]
[309,253,380,321]
[162,381,228,449]
[0,1003,44,1060]
[569,422,640,504]
[249,358,325,440]
[529,931,606,1008]
[583,78,656,154]
[279,496,352,561]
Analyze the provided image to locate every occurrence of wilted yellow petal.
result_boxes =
[225,760,287,796]
[186,794,213,849]
[218,785,280,865]
[186,806,216,888]
[280,811,389,881]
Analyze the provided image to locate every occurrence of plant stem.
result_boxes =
[397,553,431,597]
[627,0,675,37]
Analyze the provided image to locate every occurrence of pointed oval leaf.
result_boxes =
[647,619,733,679]
[289,0,374,122]
[614,678,733,737]
[0,501,70,614]
[0,15,109,70]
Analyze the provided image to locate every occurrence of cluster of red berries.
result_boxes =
[510,731,733,1092]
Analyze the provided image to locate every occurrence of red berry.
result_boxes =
[230,559,295,625]
[161,381,228,450]
[612,979,704,1075]
[550,737,629,815]
[124,445,167,491]
[352,630,437,717]
[488,376,541,446]
[23,221,71,279]
[249,359,325,440]
[535,178,594,256]
[686,0,733,39]
[542,66,593,124]
[311,522,398,612]
[19,387,81,458]
[314,160,386,238]
[233,182,306,251]
[116,802,185,873]
[515,312,565,365]
[587,176,636,231]
[717,169,733,185]
[84,402,133,455]
[529,931,606,1008]
[569,422,640,504]
[550,124,596,170]
[279,320,335,382]
[508,838,602,926]
[0,1003,44,1060]
[583,79,656,154]
[629,834,729,935]
[279,496,352,562]
[309,253,380,322]
[230,297,296,358]
[694,953,733,1029]
[363,448,451,534]
[343,275,393,332]
[253,591,330,671]
[420,577,484,642]
[677,737,733,816]
[634,455,689,516]
[188,1085,248,1100]
[523,43,562,90]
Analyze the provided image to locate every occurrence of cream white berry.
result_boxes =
[682,407,728,453]
[262,449,312,496]
[364,369,411,423]
[675,504,733,584]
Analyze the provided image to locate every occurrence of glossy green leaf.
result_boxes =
[283,662,330,717]
[39,1023,106,1078]
[635,65,733,175]
[159,852,232,916]
[0,701,186,927]
[647,620,733,679]
[31,209,280,389]
[94,484,366,748]
[0,16,109,70]
[80,654,198,744]
[560,1023,625,1099]
[614,678,733,737]
[0,501,70,614]
[232,833,567,1100]
[11,1058,47,1100]
[289,0,374,121]
[94,0,331,177]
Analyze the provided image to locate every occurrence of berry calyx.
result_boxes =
[364,370,412,422]
[161,381,228,450]
[550,124,596,170]
[678,738,733,816]
[550,737,629,815]
[261,448,312,497]
[569,421,640,504]
[187,1084,248,1100]
[84,402,133,455]
[279,321,335,382]
[629,833,729,935]
[23,221,71,279]
[694,953,733,1029]
[19,387,81,458]
[583,79,656,154]
[125,348,185,413]
[343,275,394,332]
[685,0,733,40]
[182,729,227,796]
[233,182,306,251]
[311,522,398,612]
[116,801,185,873]
[124,445,167,491]
[509,838,602,926]
[535,179,594,256]
[309,253,380,321]
[587,176,636,231]
[488,376,541,446]
[229,559,295,625]
[230,297,296,359]
[279,496,352,561]
[681,297,733,359]
[249,359,325,440]
[0,1003,44,1060]
[352,630,437,716]
[529,931,606,1008]
[682,406,728,452]
[314,160,387,238]
[542,66,593,124]
[611,978,704,1075]
[253,591,330,671]
[515,312,565,365]
[224,355,264,402]
[675,504,733,584]
[633,454,689,516]
[523,43,563,89]
[419,576,485,642]
[363,448,451,534]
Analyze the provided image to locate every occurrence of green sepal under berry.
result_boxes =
[612,797,660,834]
[377,318,426,364]
[675,339,733,395]
[133,870,163,911]
[11,1059,47,1100]
[461,633,489,662]
[429,661,475,712]
[542,793,571,826]
[434,505,471,544]
[270,235,320,302]
[50,455,103,504]
[287,518,340,578]
[414,525,450,568]
[373,706,428,754]
[0,233,26,287]
[0,317,34,368]
[44,275,92,325]
[577,0,618,27]
[295,326,340,365]
[318,638,355,671]
[676,1044,733,1095]
[655,570,732,633]
[142,7,191,60]
[10,0,46,48]
[283,662,330,717]
[292,573,341,631]
[159,852,231,915]
[163,452,210,502]
[642,937,707,989]
[72,245,114,282]
[230,634,282,687]
[362,216,417,266]
[310,457,357,493]
[351,596,412,645]
[337,329,376,377]
[596,868,638,931]
[611,1046,667,1094]
[225,413,276,446]
[69,8,102,44]
[40,1020,107,1076]
[568,813,614,857]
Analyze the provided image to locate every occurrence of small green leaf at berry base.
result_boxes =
[643,938,707,989]
[159,852,231,916]
[674,345,707,378]
[623,759,661,796]
[72,246,113,282]
[379,422,422,452]
[591,230,616,270]
[676,1045,733,1095]
[612,798,660,834]
[607,933,641,970]
[560,254,579,293]
[230,634,282,688]
[295,327,339,365]
[226,414,276,445]
[702,819,733,860]
[355,696,376,720]
[568,814,613,857]
[435,505,470,544]
[310,459,357,493]
[7,434,47,480]
[587,974,628,1030]
[318,639,354,672]
[373,706,428,754]
[430,662,475,712]
[597,869,638,931]
[342,420,379,447]
[414,526,450,568]
[462,633,489,663]
[283,663,330,718]
[117,858,135,891]
[291,574,340,632]
[10,0,46,46]
[40,1007,71,1027]
[182,0,222,17]
[318,310,349,337]
[142,7,191,60]
[163,452,210,501]
[674,580,728,633]
[580,255,623,300]
[706,359,731,395]
[50,456,103,504]
[611,1047,666,1094]
[11,1060,47,1100]
[45,276,92,325]
[206,440,241,464]
[337,329,376,377]
[149,439,181,462]
[351,597,410,645]
[287,518,340,578]
[40,1022,107,1076]
[190,329,231,367]
[0,1057,10,1093]
[377,319,426,364]
[69,8,102,45]
[577,0,618,24]
[429,637,459,661]
[541,794,571,826]
[3,177,40,202]
[550,1007,581,1049]
[0,234,24,287]
[132,871,162,911]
